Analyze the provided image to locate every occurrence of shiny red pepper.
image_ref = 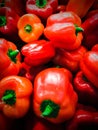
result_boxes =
[21,40,55,66]
[66,104,98,130]
[26,0,58,20]
[0,38,21,80]
[81,10,98,50]
[74,71,98,107]
[0,7,20,42]
[52,46,87,72]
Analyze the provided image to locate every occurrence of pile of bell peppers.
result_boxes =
[0,0,98,130]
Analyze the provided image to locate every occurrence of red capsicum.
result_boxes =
[66,0,95,18]
[81,10,98,49]
[91,44,98,52]
[33,67,78,123]
[80,50,98,88]
[17,13,44,43]
[52,45,87,72]
[74,71,98,107]
[66,104,98,130]
[0,38,21,80]
[46,11,82,26]
[21,40,55,66]
[0,0,25,16]
[26,0,58,20]
[0,7,20,42]
[0,75,33,118]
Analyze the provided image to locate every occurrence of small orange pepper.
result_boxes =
[17,13,44,43]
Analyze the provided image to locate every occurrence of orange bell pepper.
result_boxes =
[66,0,96,18]
[17,13,44,43]
[0,75,33,118]
[33,67,78,123]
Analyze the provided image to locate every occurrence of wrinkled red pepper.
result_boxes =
[26,0,58,20]
[80,50,98,88]
[0,38,21,79]
[21,40,55,66]
[81,10,98,49]
[66,104,98,130]
[52,46,87,72]
[74,71,98,107]
[0,7,20,42]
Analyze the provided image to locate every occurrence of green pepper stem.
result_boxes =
[7,49,19,63]
[36,0,47,8]
[0,16,6,26]
[24,24,32,33]
[42,105,53,117]
[74,24,84,35]
[2,90,16,106]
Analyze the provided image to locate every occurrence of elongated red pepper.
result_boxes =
[80,51,98,88]
[66,104,98,130]
[0,75,33,118]
[74,71,98,107]
[0,7,20,42]
[33,67,78,123]
[21,40,55,66]
[52,46,87,72]
[81,10,98,49]
[26,0,58,20]
[0,38,21,79]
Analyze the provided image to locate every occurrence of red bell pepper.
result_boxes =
[17,13,44,43]
[26,0,58,20]
[81,10,98,49]
[0,75,33,118]
[52,45,87,72]
[80,51,98,88]
[91,44,98,52]
[21,40,55,66]
[74,71,98,107]
[33,67,78,123]
[0,7,20,42]
[66,104,98,130]
[66,0,96,18]
[46,11,82,26]
[0,0,26,16]
[0,38,21,80]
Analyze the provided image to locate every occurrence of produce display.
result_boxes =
[0,0,98,130]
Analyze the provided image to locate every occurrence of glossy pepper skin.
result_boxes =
[81,10,98,49]
[74,71,98,107]
[46,11,82,26]
[80,51,98,88]
[0,0,25,16]
[17,13,44,43]
[0,38,21,80]
[66,0,95,18]
[21,40,55,66]
[66,104,98,130]
[52,46,87,73]
[0,75,33,118]
[33,67,78,124]
[0,7,20,41]
[26,0,58,20]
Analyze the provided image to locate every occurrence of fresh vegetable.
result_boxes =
[74,71,98,107]
[21,40,55,66]
[33,67,78,123]
[26,0,58,19]
[17,13,44,43]
[0,38,21,80]
[66,0,96,18]
[0,75,33,118]
[52,46,87,72]
[81,10,98,49]
[0,6,20,42]
[80,51,98,88]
